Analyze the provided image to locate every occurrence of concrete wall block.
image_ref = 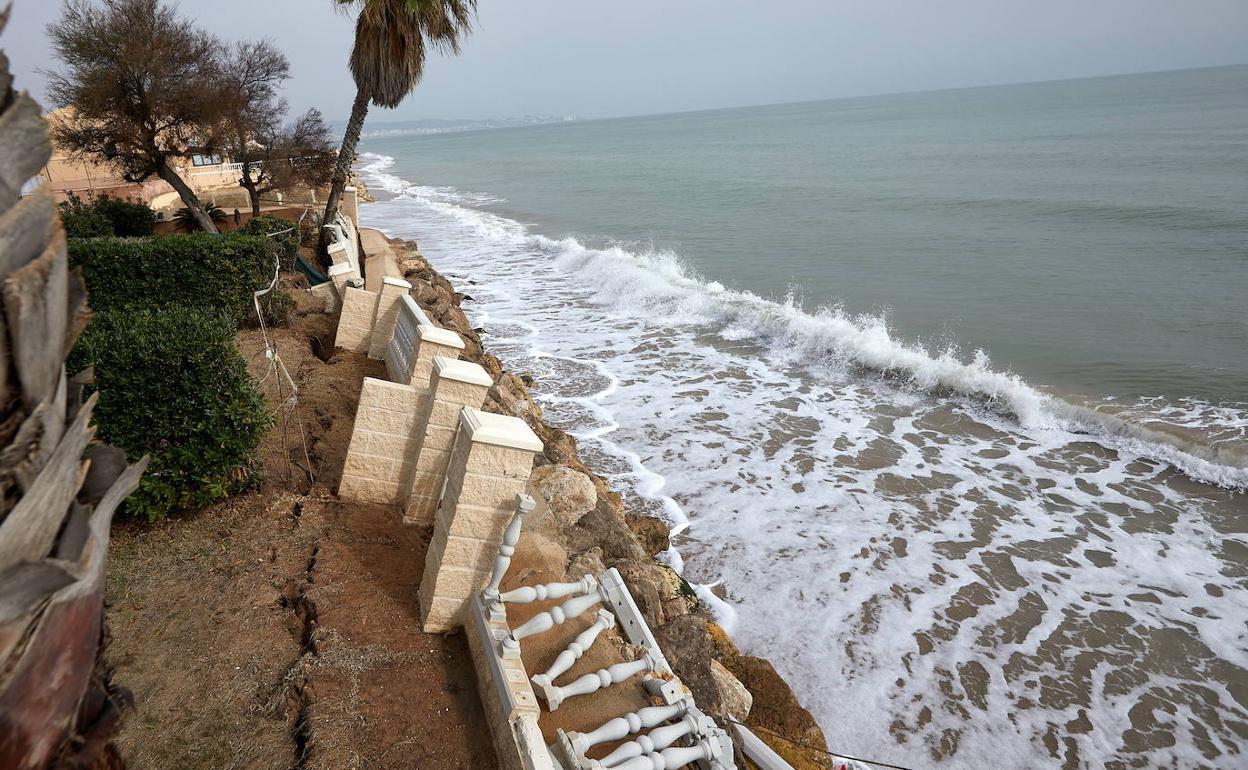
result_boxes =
[454,471,530,510]
[338,475,400,505]
[437,502,512,542]
[419,592,467,634]
[353,405,421,436]
[425,399,467,430]
[464,444,537,479]
[420,423,459,454]
[342,451,397,481]
[425,564,492,604]
[362,378,427,413]
[433,379,492,408]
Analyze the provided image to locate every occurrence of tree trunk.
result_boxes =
[156,161,219,234]
[318,87,370,265]
[240,164,262,218]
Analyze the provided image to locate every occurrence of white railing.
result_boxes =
[473,496,755,770]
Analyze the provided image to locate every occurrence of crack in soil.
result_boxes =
[279,529,322,770]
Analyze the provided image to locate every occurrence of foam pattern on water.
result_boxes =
[359,154,1248,769]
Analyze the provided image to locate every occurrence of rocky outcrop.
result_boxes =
[390,237,834,768]
[530,464,597,528]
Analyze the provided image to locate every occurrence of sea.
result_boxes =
[357,65,1248,769]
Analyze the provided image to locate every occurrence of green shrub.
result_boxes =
[246,215,300,272]
[58,192,156,238]
[69,233,277,324]
[71,308,272,521]
[94,195,157,237]
[59,193,113,238]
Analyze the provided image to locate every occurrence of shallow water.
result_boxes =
[358,67,1247,769]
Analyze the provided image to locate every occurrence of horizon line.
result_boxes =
[354,60,1248,135]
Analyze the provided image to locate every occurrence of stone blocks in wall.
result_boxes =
[368,276,414,360]
[404,358,493,525]
[419,408,543,633]
[338,378,431,505]
[335,286,378,355]
[411,326,466,389]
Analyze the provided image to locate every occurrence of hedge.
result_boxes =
[68,233,279,324]
[59,193,155,238]
[71,308,272,521]
[245,215,300,272]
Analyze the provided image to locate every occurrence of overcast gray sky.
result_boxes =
[7,0,1247,124]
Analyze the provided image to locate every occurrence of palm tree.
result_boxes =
[320,0,476,262]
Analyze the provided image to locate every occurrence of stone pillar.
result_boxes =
[335,286,378,355]
[338,378,431,505]
[411,324,466,389]
[368,276,413,359]
[342,186,360,227]
[419,408,543,633]
[404,358,493,525]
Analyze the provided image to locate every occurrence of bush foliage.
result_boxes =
[245,215,300,272]
[71,308,272,521]
[59,192,156,238]
[69,233,279,324]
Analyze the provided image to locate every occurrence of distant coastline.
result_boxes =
[356,114,578,140]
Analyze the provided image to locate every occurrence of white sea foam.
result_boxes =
[357,153,1248,770]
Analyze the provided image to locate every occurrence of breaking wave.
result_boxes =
[359,152,1248,489]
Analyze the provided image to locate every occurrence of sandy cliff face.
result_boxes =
[389,237,835,769]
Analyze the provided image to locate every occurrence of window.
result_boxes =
[191,154,223,167]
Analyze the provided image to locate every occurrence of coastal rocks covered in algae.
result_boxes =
[391,237,834,770]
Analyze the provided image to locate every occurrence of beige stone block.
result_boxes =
[360,379,426,413]
[465,443,536,479]
[432,379,491,408]
[436,533,497,574]
[453,471,528,510]
[426,564,491,603]
[362,430,416,459]
[438,502,512,542]
[339,475,400,505]
[425,399,466,430]
[405,494,440,526]
[406,469,444,501]
[354,405,419,435]
[420,592,467,633]
[420,423,458,453]
[342,451,395,480]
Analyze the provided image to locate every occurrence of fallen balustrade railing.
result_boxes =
[468,495,770,770]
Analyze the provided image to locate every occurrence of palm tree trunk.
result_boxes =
[156,160,219,234]
[319,87,370,264]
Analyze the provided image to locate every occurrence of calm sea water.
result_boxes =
[360,66,1247,769]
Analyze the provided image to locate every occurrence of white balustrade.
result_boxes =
[531,608,615,701]
[483,494,534,620]
[609,740,722,770]
[537,653,659,711]
[501,575,597,605]
[566,703,687,758]
[599,714,700,767]
[509,579,606,642]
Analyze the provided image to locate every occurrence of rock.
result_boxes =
[724,655,835,770]
[567,547,605,581]
[625,512,670,557]
[655,615,753,721]
[503,531,568,589]
[530,464,597,527]
[540,426,580,467]
[709,659,753,722]
[489,372,543,421]
[564,500,647,564]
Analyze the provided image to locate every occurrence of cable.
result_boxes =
[725,717,918,770]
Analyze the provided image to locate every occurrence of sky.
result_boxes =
[6,0,1247,125]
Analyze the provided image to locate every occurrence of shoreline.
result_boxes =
[379,230,840,769]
